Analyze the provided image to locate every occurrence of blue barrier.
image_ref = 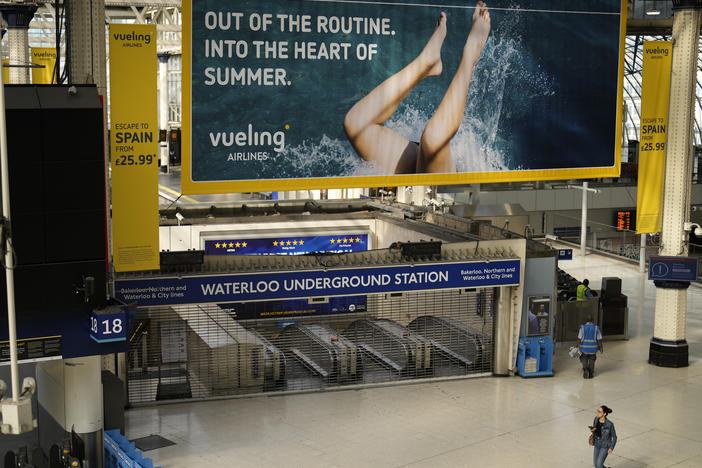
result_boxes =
[104,430,160,468]
[516,337,554,377]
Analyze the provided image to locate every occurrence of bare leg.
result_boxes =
[418,1,490,173]
[344,13,447,174]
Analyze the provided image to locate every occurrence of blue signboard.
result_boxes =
[558,249,573,260]
[205,234,369,255]
[90,306,127,343]
[221,295,367,320]
[115,260,521,306]
[648,256,699,282]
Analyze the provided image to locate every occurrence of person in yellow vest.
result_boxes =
[576,279,595,301]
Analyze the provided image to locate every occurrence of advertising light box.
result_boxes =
[182,0,626,193]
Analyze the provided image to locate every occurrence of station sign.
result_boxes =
[115,260,521,306]
[648,256,699,282]
[90,306,127,343]
[557,249,573,260]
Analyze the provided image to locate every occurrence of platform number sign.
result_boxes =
[90,309,126,343]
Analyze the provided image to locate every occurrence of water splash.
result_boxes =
[275,5,554,178]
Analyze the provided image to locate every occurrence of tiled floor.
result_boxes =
[126,245,702,467]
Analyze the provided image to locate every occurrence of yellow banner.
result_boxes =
[2,59,8,84]
[109,24,160,272]
[636,41,672,234]
[31,47,57,84]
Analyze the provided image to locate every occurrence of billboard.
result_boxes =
[204,234,369,255]
[183,0,625,194]
[110,24,160,272]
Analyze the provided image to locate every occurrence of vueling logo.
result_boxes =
[645,45,669,56]
[113,31,152,45]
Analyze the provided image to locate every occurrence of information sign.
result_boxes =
[648,256,699,282]
[90,306,127,343]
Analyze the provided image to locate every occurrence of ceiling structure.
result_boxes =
[5,1,702,148]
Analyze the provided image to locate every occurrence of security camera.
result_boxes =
[175,212,184,221]
[683,222,702,237]
[67,85,77,95]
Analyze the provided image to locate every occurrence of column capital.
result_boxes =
[157,53,170,63]
[0,5,38,29]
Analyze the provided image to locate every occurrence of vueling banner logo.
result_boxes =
[33,51,56,59]
[113,30,152,47]
[644,44,670,57]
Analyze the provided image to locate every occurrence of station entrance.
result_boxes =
[127,287,497,404]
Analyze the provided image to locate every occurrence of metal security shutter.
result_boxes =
[127,288,496,404]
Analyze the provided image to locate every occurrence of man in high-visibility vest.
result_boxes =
[576,315,603,379]
[576,279,594,301]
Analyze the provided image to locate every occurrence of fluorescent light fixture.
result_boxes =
[646,0,661,15]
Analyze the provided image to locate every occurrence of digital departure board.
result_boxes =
[615,210,635,231]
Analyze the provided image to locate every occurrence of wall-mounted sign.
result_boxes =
[648,256,699,282]
[526,296,551,337]
[205,234,369,255]
[115,260,521,306]
[221,295,367,320]
[557,249,573,260]
[0,336,61,363]
[90,306,127,343]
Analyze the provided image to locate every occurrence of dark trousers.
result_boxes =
[580,353,597,378]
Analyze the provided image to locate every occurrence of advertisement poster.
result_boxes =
[31,47,57,84]
[110,24,160,271]
[527,295,550,336]
[636,41,672,235]
[182,0,625,193]
[204,234,369,255]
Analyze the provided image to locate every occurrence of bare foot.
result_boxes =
[419,12,447,77]
[465,1,490,64]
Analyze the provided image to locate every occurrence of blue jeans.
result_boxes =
[593,443,609,468]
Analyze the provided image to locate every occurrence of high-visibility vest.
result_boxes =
[576,284,589,301]
[579,323,600,354]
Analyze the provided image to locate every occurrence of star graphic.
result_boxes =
[286,240,292,245]
[343,238,348,243]
[235,242,241,247]
[215,243,221,248]
[330,239,336,244]
[228,242,234,248]
[356,237,361,243]
[242,242,247,247]
[337,238,342,243]
[293,240,298,245]
[273,241,278,246]
[299,240,304,245]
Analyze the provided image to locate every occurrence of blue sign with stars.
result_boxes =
[205,234,369,255]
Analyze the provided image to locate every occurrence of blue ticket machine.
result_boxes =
[519,295,554,377]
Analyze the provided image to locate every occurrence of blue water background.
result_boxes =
[190,0,622,181]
